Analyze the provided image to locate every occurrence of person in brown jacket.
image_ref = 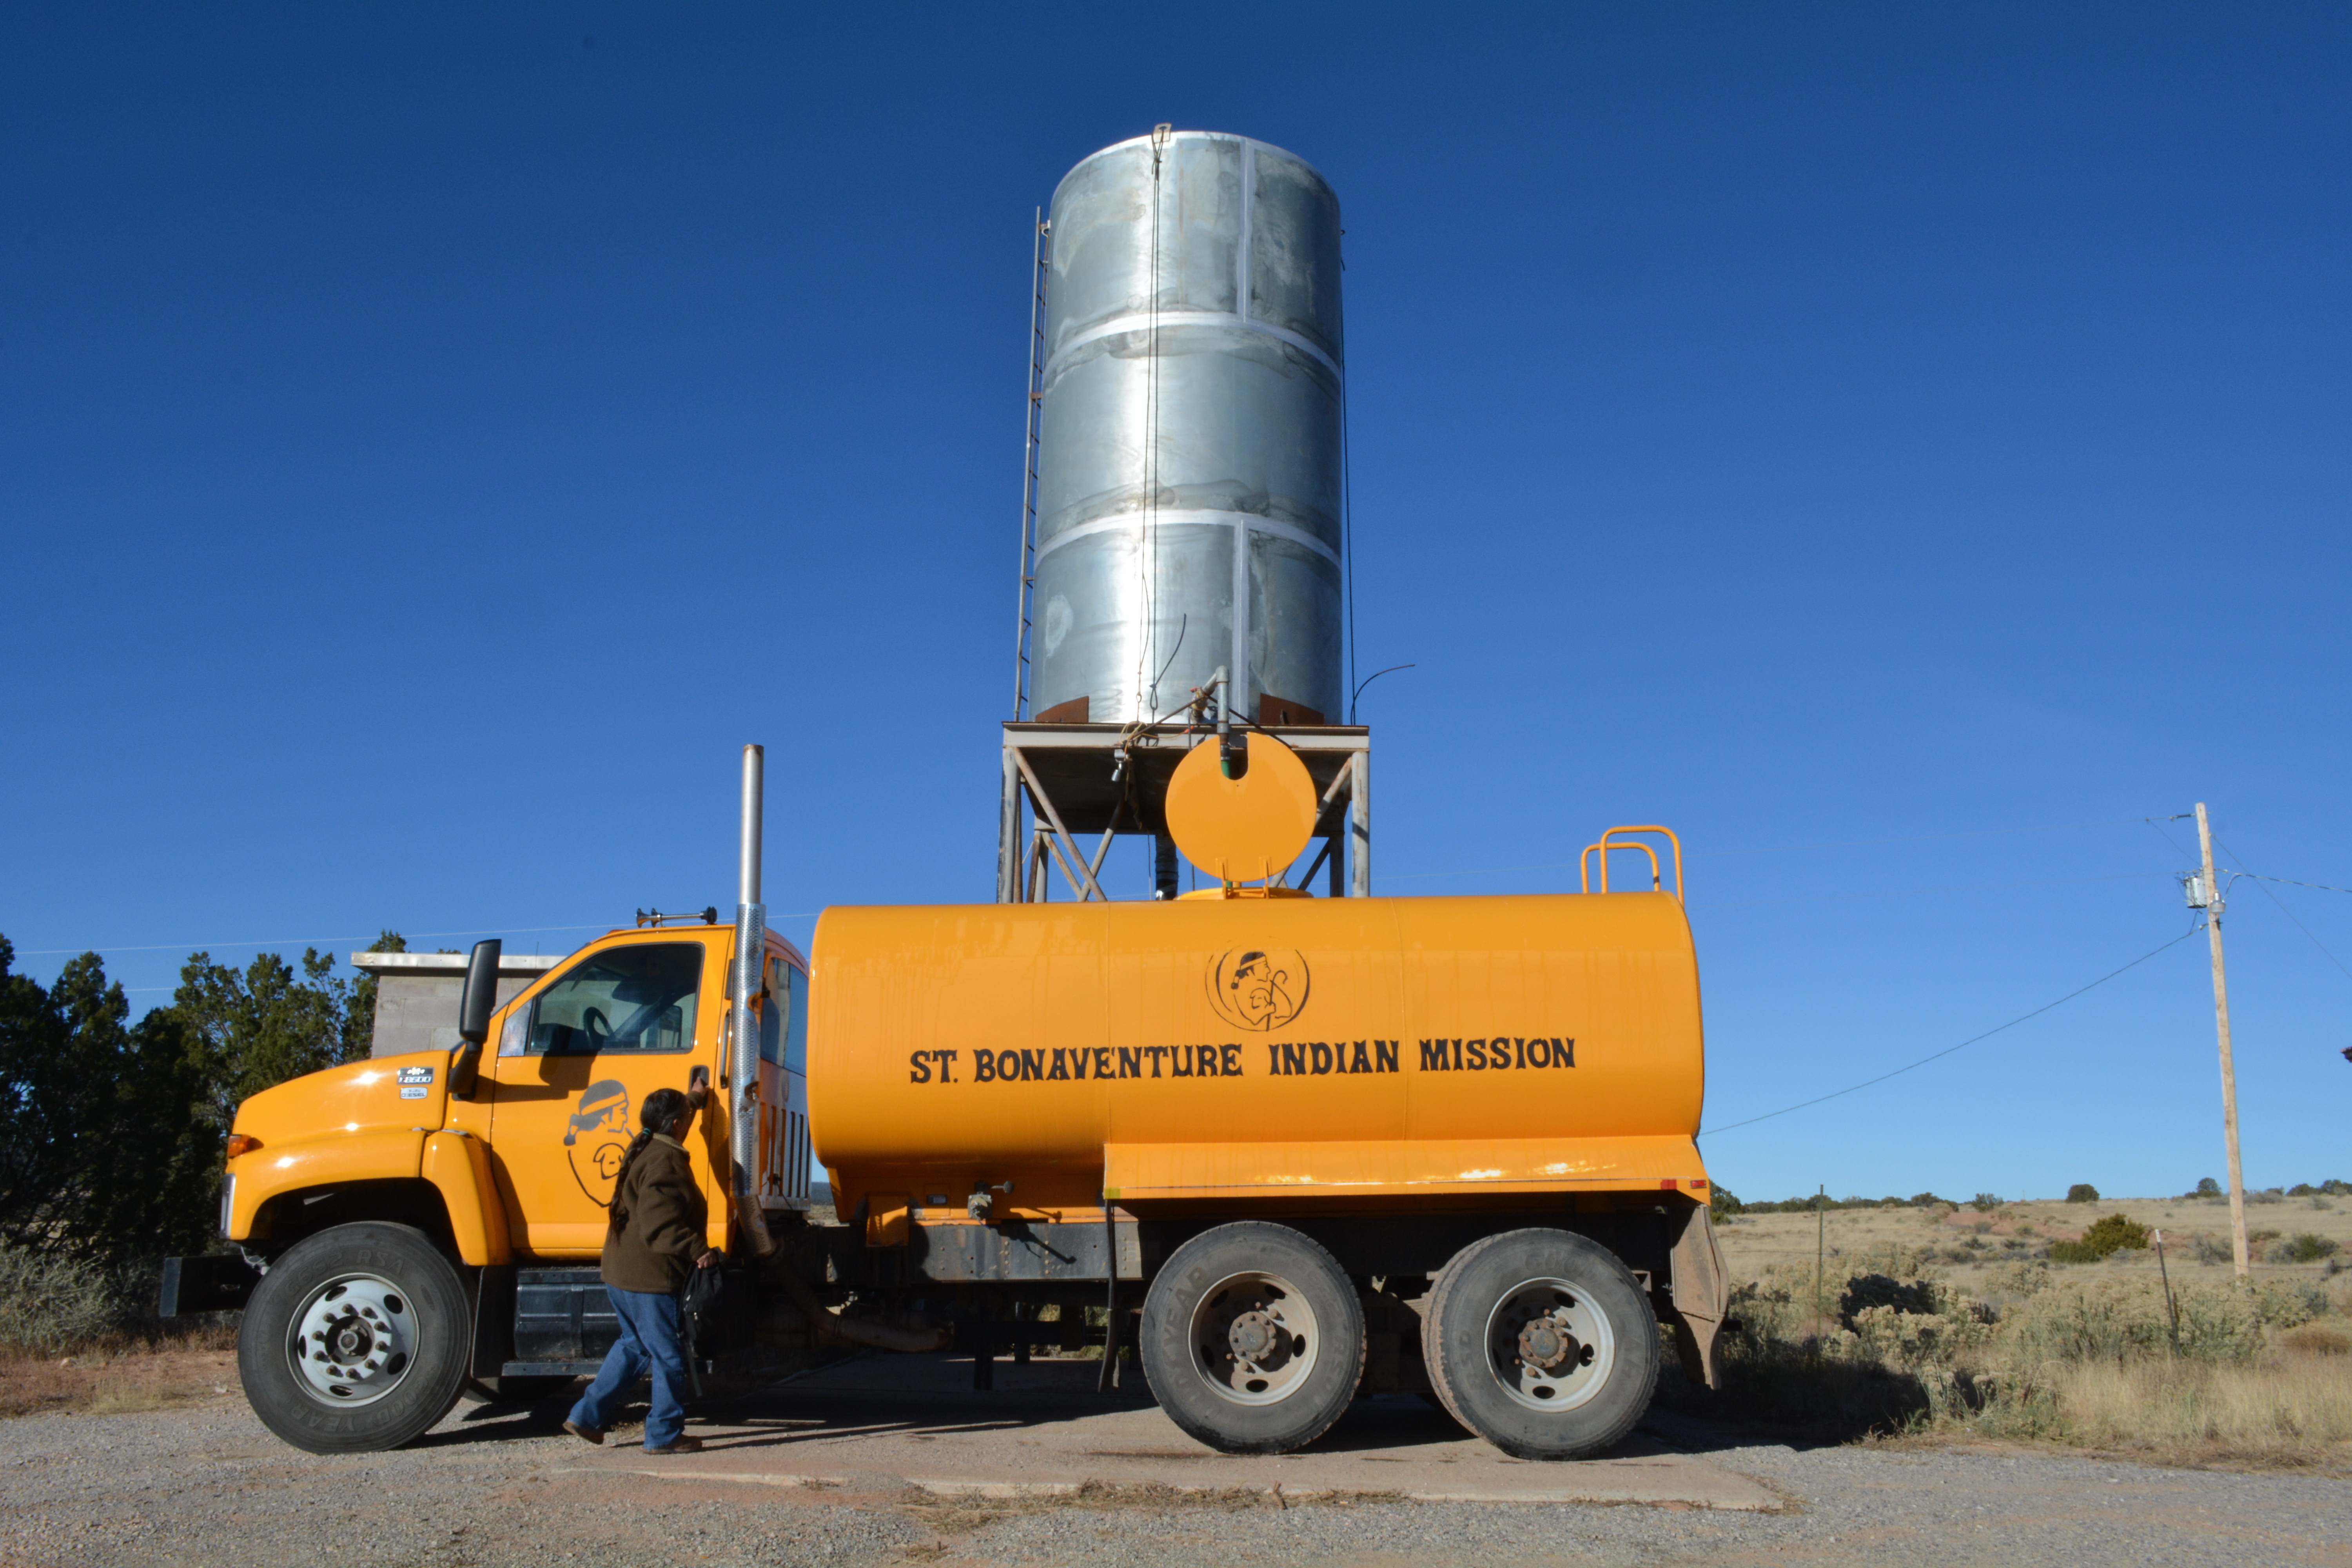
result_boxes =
[563,1085,716,1454]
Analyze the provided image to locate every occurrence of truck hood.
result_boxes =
[233,1051,451,1147]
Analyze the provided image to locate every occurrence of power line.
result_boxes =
[2223,869,2352,897]
[1377,815,2176,883]
[16,916,823,962]
[1700,922,2203,1138]
[13,924,615,958]
[2214,836,2352,984]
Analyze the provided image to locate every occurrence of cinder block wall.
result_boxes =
[354,954,564,1058]
[370,976,541,1057]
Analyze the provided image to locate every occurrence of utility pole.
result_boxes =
[2194,803,2250,1279]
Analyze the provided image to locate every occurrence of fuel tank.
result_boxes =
[808,891,1708,1223]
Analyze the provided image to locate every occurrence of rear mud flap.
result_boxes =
[1667,1204,1730,1390]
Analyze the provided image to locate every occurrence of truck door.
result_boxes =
[483,936,722,1256]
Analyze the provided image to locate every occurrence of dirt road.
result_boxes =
[3,1353,2346,1567]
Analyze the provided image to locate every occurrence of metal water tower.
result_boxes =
[1000,129,1368,904]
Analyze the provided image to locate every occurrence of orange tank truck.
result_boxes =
[160,738,1730,1463]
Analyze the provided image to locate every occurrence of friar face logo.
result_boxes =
[563,1079,632,1207]
[1207,948,1310,1032]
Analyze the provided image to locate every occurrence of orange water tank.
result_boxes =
[808,888,1708,1225]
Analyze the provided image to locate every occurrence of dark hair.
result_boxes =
[607,1087,693,1229]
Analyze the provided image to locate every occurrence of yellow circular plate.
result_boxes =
[1164,733,1320,884]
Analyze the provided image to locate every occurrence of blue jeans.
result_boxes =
[568,1286,688,1450]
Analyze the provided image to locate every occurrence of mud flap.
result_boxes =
[1667,1203,1730,1390]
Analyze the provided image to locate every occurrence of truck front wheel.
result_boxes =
[1138,1221,1364,1454]
[238,1222,472,1454]
[1423,1228,1658,1460]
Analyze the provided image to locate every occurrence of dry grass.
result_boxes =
[1715,1193,2352,1300]
[0,1330,239,1421]
[1692,1209,2352,1471]
[2025,1353,2352,1465]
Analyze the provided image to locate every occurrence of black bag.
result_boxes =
[679,1253,726,1397]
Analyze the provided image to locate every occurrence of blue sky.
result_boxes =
[5,4,2346,1203]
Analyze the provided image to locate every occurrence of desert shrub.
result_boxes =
[2252,1279,2328,1328]
[0,1246,127,1357]
[1980,1260,2053,1300]
[2065,1184,2100,1203]
[1908,1192,1951,1209]
[2289,1184,2319,1197]
[1851,1301,1994,1372]
[2325,1179,2352,1197]
[2280,1322,2350,1356]
[1709,1185,1743,1218]
[2194,1177,2221,1197]
[2005,1276,2261,1366]
[2085,1213,2150,1253]
[2050,1215,2147,1264]
[2190,1233,2230,1266]
[1840,1274,1955,1326]
[2272,1233,2341,1265]
[2247,1188,2285,1205]
[1969,1193,2003,1212]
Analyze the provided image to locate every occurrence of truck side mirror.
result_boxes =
[448,938,501,1100]
[458,939,502,1045]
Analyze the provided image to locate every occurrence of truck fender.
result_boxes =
[422,1131,512,1267]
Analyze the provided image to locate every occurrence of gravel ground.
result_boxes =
[3,1390,2347,1568]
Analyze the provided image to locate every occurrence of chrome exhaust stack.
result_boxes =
[732,743,776,1258]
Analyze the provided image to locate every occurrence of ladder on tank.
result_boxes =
[1009,209,1051,721]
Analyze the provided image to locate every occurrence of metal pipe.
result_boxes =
[1098,1198,1120,1391]
[733,745,774,1258]
[996,740,1021,903]
[1348,751,1370,897]
[739,745,763,907]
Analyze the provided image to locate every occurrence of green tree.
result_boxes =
[0,937,214,1261]
[171,932,403,1138]
[2065,1183,2100,1203]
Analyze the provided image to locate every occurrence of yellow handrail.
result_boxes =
[1579,826,1683,900]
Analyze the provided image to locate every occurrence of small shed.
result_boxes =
[351,950,565,1058]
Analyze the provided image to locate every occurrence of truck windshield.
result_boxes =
[527,943,702,1055]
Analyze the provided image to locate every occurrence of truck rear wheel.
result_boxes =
[1138,1221,1364,1454]
[1423,1228,1658,1460]
[237,1222,472,1454]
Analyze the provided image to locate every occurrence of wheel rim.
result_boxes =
[285,1272,421,1408]
[1482,1275,1616,1413]
[1187,1270,1320,1407]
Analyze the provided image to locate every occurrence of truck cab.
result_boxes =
[171,917,809,1454]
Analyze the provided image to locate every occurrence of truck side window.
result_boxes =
[526,944,703,1056]
[759,957,808,1074]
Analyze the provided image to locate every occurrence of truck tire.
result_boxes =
[1422,1228,1658,1460]
[237,1222,472,1454]
[1138,1221,1364,1454]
